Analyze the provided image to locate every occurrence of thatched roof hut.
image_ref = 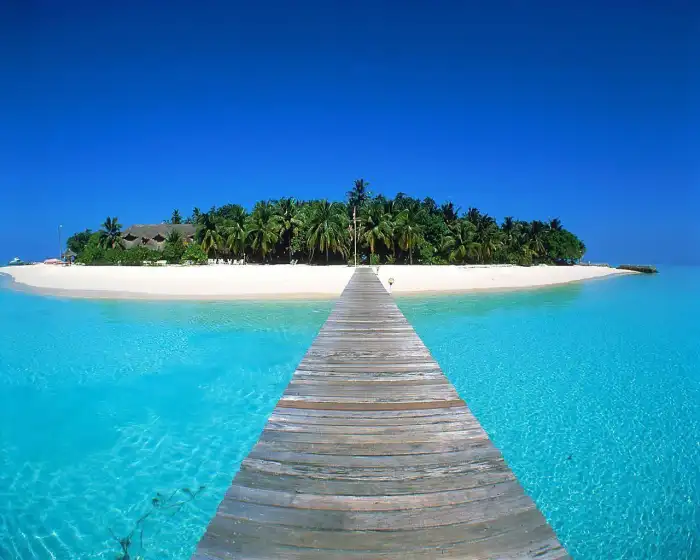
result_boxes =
[122,224,196,250]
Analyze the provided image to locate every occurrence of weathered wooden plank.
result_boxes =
[294,364,443,373]
[239,456,505,480]
[261,420,481,434]
[252,437,488,457]
[192,268,567,559]
[216,492,535,531]
[246,446,500,469]
[267,411,477,426]
[276,399,466,410]
[198,507,550,552]
[224,480,523,511]
[256,428,489,445]
[233,464,517,496]
[279,392,461,403]
[291,374,447,382]
[267,405,471,419]
[284,387,458,397]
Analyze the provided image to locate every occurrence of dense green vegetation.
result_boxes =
[67,179,585,266]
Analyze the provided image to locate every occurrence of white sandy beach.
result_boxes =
[0,263,632,300]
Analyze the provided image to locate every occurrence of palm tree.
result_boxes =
[392,192,414,211]
[518,241,536,264]
[473,214,501,263]
[216,204,246,222]
[196,212,223,258]
[275,198,301,262]
[394,208,424,265]
[306,200,348,264]
[549,218,563,231]
[346,178,371,211]
[527,220,548,260]
[440,202,460,224]
[501,216,515,236]
[361,201,394,258]
[171,209,182,224]
[421,197,438,215]
[500,217,521,263]
[99,216,124,249]
[166,229,182,245]
[442,219,480,263]
[223,205,248,259]
[189,207,202,225]
[66,229,93,255]
[246,202,282,262]
[466,207,482,226]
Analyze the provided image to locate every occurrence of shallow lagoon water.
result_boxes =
[399,267,699,559]
[0,282,331,559]
[1,268,698,559]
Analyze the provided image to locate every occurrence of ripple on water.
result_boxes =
[0,289,330,560]
[399,268,700,559]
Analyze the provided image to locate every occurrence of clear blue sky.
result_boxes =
[1,1,698,264]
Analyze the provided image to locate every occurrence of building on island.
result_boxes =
[121,224,196,251]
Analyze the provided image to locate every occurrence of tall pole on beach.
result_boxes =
[58,224,63,260]
[353,206,357,267]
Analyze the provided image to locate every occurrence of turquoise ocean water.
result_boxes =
[399,267,700,559]
[1,268,698,559]
[0,281,332,559]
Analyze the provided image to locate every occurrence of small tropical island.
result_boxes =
[2,180,635,299]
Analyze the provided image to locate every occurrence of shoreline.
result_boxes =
[0,264,636,302]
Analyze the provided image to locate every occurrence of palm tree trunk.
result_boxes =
[326,246,329,264]
[409,246,413,265]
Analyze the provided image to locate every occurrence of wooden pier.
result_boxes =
[193,268,567,559]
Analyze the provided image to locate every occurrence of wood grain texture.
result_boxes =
[192,268,568,559]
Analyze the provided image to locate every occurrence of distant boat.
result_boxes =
[7,257,25,266]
